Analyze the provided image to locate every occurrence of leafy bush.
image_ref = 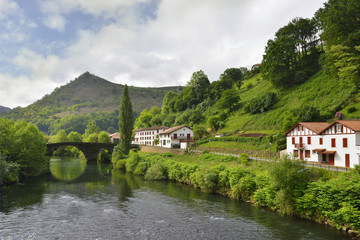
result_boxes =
[114,159,126,170]
[144,163,167,180]
[228,167,250,188]
[240,154,250,165]
[125,150,141,173]
[191,167,218,193]
[0,154,20,185]
[244,92,277,114]
[348,107,357,113]
[230,175,256,200]
[254,185,276,207]
[134,162,148,175]
[167,162,183,181]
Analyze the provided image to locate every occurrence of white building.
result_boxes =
[285,120,360,168]
[109,132,120,143]
[158,125,193,149]
[133,126,169,146]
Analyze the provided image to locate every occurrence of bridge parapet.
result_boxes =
[46,142,139,162]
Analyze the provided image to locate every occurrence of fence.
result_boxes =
[193,150,350,173]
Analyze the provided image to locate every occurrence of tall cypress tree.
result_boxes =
[118,85,133,154]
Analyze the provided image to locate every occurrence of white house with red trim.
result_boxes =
[158,125,194,149]
[285,120,360,168]
[133,126,169,146]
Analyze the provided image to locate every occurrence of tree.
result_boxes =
[217,89,241,112]
[316,0,360,48]
[119,85,134,154]
[98,131,111,143]
[262,17,320,87]
[134,109,153,129]
[68,131,82,142]
[161,91,178,114]
[324,45,360,85]
[186,70,211,105]
[9,120,48,177]
[193,125,209,140]
[207,116,220,131]
[84,120,100,137]
[220,68,244,89]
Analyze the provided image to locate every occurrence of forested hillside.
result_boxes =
[133,0,360,151]
[1,72,181,134]
[0,105,10,113]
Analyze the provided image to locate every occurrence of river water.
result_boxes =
[0,157,352,240]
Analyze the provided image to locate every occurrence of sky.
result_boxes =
[0,0,326,108]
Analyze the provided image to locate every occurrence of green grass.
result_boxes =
[221,69,355,134]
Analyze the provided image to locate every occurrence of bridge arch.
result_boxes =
[47,142,117,163]
[47,142,139,163]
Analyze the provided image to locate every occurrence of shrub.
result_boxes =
[168,162,183,181]
[191,167,218,193]
[244,92,277,114]
[161,153,175,158]
[125,150,141,173]
[348,106,357,113]
[134,162,148,175]
[230,175,256,200]
[254,185,276,207]
[275,189,295,215]
[218,169,230,189]
[240,154,250,165]
[145,163,167,180]
[114,159,126,170]
[228,167,250,188]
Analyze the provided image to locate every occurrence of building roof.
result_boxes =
[159,125,192,135]
[326,120,360,132]
[284,122,330,135]
[134,126,170,132]
[109,132,120,139]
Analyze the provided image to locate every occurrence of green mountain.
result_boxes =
[0,105,10,113]
[1,72,181,134]
[34,71,181,114]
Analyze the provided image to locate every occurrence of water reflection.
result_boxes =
[0,157,353,239]
[50,157,86,181]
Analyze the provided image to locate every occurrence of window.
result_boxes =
[343,138,348,148]
[319,138,323,145]
[307,137,311,145]
[293,150,299,157]
[305,150,310,158]
[292,137,295,144]
[331,138,336,148]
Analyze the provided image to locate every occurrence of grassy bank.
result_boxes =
[112,150,360,236]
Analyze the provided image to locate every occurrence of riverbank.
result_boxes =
[112,150,360,237]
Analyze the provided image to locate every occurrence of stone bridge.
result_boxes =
[46,142,139,162]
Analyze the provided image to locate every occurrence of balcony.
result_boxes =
[294,143,304,149]
[171,136,192,140]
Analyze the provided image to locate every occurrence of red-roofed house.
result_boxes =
[158,125,193,149]
[285,121,360,168]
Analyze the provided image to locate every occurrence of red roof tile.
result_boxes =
[134,126,169,132]
[159,125,192,135]
[284,122,330,135]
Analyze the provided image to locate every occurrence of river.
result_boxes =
[0,157,352,239]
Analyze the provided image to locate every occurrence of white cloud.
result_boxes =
[12,49,61,81]
[38,0,152,31]
[0,0,19,19]
[0,73,58,108]
[1,0,326,108]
